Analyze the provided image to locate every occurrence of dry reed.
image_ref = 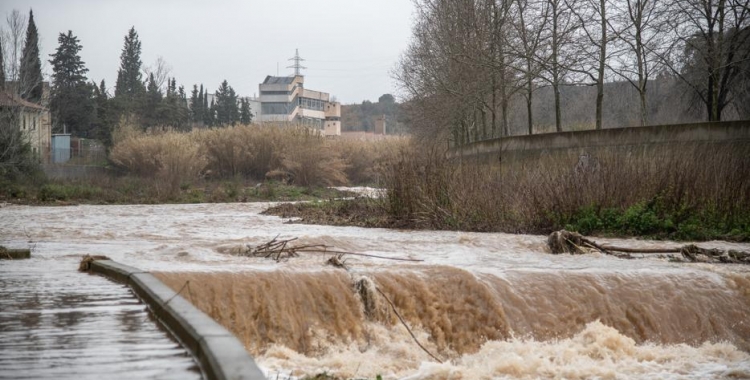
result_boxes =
[109,122,406,189]
[383,140,750,239]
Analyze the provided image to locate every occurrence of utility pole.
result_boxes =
[287,48,306,76]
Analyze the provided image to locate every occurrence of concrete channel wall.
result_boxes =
[449,120,750,161]
[89,260,266,380]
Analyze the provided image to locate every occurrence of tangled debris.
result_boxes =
[231,235,424,264]
[547,230,750,264]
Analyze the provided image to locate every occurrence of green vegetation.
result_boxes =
[0,177,352,205]
[560,202,750,241]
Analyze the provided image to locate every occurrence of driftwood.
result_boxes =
[231,235,424,263]
[547,230,629,258]
[547,230,750,264]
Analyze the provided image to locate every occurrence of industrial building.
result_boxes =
[258,74,341,136]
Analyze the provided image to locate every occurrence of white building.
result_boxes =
[258,75,341,136]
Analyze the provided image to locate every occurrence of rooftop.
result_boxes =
[262,75,302,85]
[0,91,46,110]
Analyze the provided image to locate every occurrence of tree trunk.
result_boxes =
[552,1,562,132]
[595,0,606,130]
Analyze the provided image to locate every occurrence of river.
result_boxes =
[1,201,749,379]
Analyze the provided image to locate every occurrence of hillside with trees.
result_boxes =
[340,93,409,135]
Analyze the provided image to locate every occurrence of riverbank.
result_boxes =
[0,176,353,205]
[263,197,750,242]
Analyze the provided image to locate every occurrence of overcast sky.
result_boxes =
[0,0,415,104]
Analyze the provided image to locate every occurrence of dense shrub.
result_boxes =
[382,141,750,241]
[109,122,404,188]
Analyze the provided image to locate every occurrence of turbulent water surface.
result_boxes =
[1,201,749,379]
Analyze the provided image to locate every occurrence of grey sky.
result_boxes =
[0,0,415,104]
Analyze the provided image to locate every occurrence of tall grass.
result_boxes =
[109,122,405,192]
[383,141,750,240]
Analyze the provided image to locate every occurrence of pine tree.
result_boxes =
[19,9,43,102]
[198,84,205,123]
[114,27,145,112]
[227,86,239,125]
[240,98,253,125]
[92,79,112,145]
[207,98,216,127]
[49,30,92,136]
[143,73,162,127]
[189,84,200,122]
[215,80,239,126]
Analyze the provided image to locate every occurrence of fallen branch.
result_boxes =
[231,236,423,263]
[547,230,750,264]
[374,285,444,364]
[297,248,423,262]
[600,246,680,254]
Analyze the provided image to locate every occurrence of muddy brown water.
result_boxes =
[2,201,750,379]
[0,256,201,380]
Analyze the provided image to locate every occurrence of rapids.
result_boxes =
[1,202,749,379]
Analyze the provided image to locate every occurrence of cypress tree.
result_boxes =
[240,98,252,125]
[202,90,211,126]
[49,30,91,136]
[92,79,112,145]
[19,9,43,102]
[215,80,239,126]
[114,27,145,112]
[144,73,162,127]
[189,84,200,122]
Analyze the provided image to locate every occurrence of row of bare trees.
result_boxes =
[396,0,750,144]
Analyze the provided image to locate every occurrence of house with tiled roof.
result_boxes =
[0,91,51,162]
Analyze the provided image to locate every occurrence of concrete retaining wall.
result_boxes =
[89,260,266,380]
[450,120,750,161]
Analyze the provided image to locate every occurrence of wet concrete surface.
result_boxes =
[0,256,202,380]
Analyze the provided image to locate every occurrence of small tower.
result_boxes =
[374,115,387,135]
[287,49,307,76]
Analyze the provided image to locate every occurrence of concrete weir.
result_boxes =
[88,260,266,380]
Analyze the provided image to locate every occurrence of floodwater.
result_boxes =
[1,201,749,379]
[0,254,201,379]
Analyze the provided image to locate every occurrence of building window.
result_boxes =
[261,102,293,115]
[260,90,292,96]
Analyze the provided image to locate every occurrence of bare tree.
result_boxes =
[566,0,614,130]
[665,0,750,121]
[1,10,26,84]
[143,56,172,91]
[537,0,581,132]
[510,0,550,134]
[608,0,671,126]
